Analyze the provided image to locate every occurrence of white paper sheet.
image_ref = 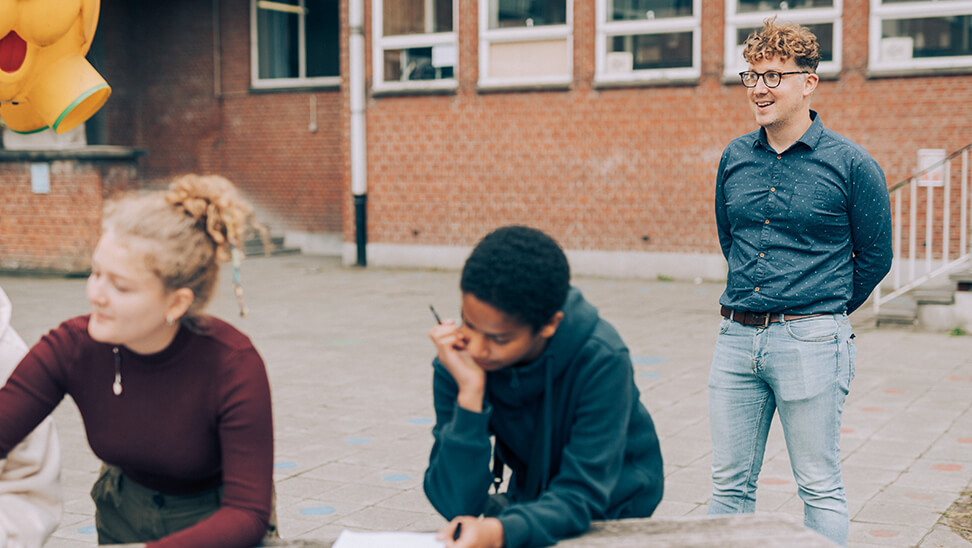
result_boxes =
[331,530,445,548]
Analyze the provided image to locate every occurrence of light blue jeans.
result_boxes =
[707,313,855,547]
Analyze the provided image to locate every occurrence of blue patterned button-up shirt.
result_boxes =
[715,111,893,315]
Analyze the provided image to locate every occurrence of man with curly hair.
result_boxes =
[424,225,663,548]
[709,18,892,546]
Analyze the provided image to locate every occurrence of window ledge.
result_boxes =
[248,82,342,94]
[0,146,146,162]
[593,76,700,89]
[867,65,972,79]
[371,85,459,98]
[476,81,572,94]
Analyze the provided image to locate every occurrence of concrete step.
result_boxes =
[875,295,917,327]
[242,235,301,258]
[912,287,955,305]
[949,266,972,291]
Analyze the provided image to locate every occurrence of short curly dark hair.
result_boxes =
[743,17,821,71]
[461,226,570,333]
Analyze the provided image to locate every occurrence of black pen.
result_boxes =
[430,305,443,324]
[453,522,462,541]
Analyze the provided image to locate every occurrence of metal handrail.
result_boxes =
[888,143,972,193]
[873,142,972,316]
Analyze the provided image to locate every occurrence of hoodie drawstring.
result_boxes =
[539,357,553,493]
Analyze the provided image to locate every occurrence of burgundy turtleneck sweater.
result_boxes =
[0,315,273,548]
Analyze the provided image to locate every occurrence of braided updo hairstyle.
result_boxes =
[102,174,262,329]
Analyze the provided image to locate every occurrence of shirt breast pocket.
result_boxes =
[790,182,847,240]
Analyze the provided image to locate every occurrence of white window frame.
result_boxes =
[723,0,842,79]
[869,0,972,72]
[595,0,702,84]
[372,0,459,92]
[250,0,340,89]
[478,0,574,89]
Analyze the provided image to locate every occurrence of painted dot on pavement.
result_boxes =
[860,407,884,413]
[639,372,661,379]
[409,417,433,424]
[638,287,652,293]
[958,438,972,444]
[346,438,372,445]
[384,474,411,482]
[883,388,904,394]
[840,428,854,434]
[869,529,899,538]
[78,526,97,535]
[948,375,972,382]
[633,356,668,365]
[300,506,336,516]
[932,463,963,472]
[760,477,789,485]
[274,461,297,470]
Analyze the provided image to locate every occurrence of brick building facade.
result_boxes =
[2,0,969,278]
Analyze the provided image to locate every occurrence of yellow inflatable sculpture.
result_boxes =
[0,0,110,134]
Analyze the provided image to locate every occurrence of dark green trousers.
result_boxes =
[91,464,279,545]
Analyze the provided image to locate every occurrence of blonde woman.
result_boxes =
[0,175,274,548]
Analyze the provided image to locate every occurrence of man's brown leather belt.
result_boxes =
[720,305,825,327]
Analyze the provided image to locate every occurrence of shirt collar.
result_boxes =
[752,110,824,152]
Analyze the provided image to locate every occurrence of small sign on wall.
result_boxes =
[31,163,50,194]
[605,51,634,73]
[431,44,457,68]
[881,37,914,62]
[917,149,946,187]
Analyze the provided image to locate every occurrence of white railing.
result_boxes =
[873,143,972,315]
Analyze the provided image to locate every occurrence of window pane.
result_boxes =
[306,0,339,77]
[383,47,455,80]
[609,0,693,20]
[257,6,300,78]
[610,32,693,69]
[736,23,834,62]
[383,0,454,35]
[488,0,567,28]
[737,0,832,13]
[882,16,972,58]
[488,39,568,76]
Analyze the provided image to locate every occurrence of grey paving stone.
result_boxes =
[853,501,943,529]
[917,524,972,547]
[2,256,970,546]
[849,521,928,547]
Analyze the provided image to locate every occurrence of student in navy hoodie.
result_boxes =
[424,226,664,548]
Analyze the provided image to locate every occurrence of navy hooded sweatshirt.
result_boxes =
[424,287,664,547]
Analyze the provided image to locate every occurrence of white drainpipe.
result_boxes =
[349,0,367,266]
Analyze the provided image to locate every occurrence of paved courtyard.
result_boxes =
[2,253,970,547]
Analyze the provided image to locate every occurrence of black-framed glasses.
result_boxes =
[739,70,810,88]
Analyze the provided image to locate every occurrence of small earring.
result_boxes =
[165,316,175,326]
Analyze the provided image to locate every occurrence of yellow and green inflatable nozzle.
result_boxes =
[0,0,111,135]
[2,56,111,135]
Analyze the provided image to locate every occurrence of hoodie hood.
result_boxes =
[484,287,602,499]
[485,287,598,407]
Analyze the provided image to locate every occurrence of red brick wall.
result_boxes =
[0,159,137,274]
[350,0,972,257]
[97,0,345,235]
[92,0,971,259]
